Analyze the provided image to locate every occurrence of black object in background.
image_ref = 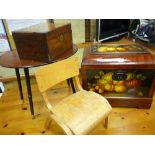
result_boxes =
[96,19,130,42]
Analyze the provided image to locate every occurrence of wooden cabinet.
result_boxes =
[81,40,155,109]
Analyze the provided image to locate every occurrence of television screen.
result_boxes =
[96,19,130,42]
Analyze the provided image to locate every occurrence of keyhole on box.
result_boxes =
[59,34,64,41]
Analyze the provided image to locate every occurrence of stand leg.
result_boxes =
[24,68,35,119]
[69,78,76,93]
[66,79,70,87]
[15,68,24,101]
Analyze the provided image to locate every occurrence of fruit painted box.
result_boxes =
[81,44,155,109]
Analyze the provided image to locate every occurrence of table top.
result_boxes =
[0,50,47,68]
[0,44,78,69]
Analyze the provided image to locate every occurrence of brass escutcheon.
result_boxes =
[59,34,64,41]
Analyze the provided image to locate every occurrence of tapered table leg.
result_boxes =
[24,68,35,119]
[15,68,24,101]
[66,79,70,87]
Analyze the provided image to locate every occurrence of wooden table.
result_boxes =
[0,51,47,118]
[0,45,77,118]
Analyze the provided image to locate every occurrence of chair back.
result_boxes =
[35,57,79,93]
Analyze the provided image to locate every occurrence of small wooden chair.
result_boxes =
[35,57,112,135]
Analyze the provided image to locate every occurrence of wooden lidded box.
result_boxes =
[12,23,73,62]
[81,41,155,109]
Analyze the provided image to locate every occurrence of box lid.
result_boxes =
[12,23,71,34]
[82,45,155,69]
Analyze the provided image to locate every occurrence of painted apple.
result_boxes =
[104,83,114,92]
[137,91,143,96]
[98,88,104,94]
[103,72,113,84]
[89,87,95,92]
[114,84,127,93]
[95,85,100,90]
[125,80,141,88]
[126,72,135,80]
[98,79,108,86]
[113,80,125,85]
[98,71,104,76]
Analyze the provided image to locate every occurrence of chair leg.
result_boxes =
[104,117,109,129]
[44,116,52,130]
[51,114,74,135]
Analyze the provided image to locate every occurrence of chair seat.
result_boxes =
[51,90,112,134]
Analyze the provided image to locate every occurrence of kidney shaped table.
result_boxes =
[0,46,77,118]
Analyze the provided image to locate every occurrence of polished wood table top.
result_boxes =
[0,44,78,68]
[0,50,47,68]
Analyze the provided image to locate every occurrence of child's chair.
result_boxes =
[35,57,112,135]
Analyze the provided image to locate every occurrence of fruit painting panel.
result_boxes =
[86,70,155,98]
[91,44,149,55]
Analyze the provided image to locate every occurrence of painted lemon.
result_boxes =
[116,47,126,52]
[98,46,107,52]
[106,47,116,52]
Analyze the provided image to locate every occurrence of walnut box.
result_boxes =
[12,23,73,62]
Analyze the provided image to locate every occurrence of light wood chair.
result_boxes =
[35,57,112,135]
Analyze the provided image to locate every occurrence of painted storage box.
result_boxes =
[81,44,155,109]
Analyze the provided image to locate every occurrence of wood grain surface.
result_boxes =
[0,77,155,135]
